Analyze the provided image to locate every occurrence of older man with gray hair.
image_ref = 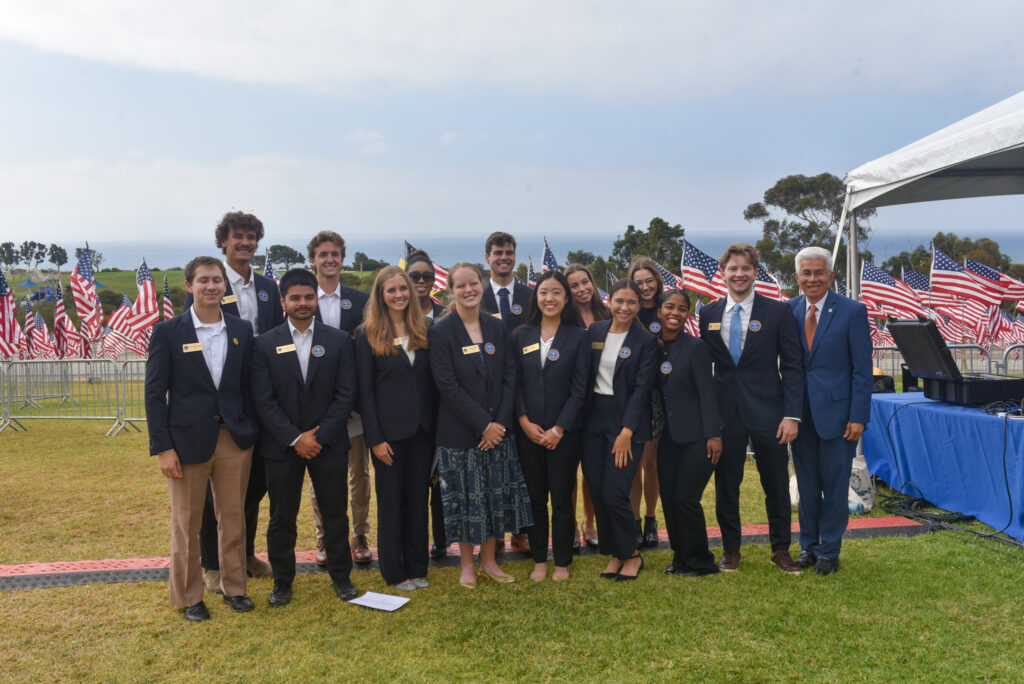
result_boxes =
[788,246,873,575]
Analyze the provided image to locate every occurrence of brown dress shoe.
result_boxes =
[719,551,741,572]
[202,568,223,595]
[770,550,803,575]
[351,535,372,564]
[246,556,273,578]
[315,539,328,567]
[510,533,531,554]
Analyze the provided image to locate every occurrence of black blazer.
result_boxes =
[638,306,663,335]
[658,333,720,444]
[585,320,658,443]
[183,270,283,335]
[428,311,515,449]
[481,280,531,326]
[250,322,357,460]
[511,324,590,432]
[429,300,447,319]
[698,293,804,432]
[354,330,437,447]
[314,284,369,334]
[145,312,257,463]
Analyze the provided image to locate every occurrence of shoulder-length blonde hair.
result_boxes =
[446,262,483,315]
[361,266,429,356]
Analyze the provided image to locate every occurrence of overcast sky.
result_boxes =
[2,1,1024,261]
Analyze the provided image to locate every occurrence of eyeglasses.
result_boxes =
[633,278,657,288]
[798,271,829,278]
[408,272,435,282]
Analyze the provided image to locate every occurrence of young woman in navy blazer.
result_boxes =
[582,279,657,581]
[510,271,590,582]
[428,263,532,588]
[656,289,723,577]
[355,266,436,591]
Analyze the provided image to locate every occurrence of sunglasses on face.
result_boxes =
[408,272,435,282]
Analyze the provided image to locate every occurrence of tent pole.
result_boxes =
[849,211,859,299]
[832,187,851,291]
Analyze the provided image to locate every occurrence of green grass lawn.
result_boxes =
[1,422,1022,681]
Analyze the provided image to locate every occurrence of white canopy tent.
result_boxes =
[836,90,1024,296]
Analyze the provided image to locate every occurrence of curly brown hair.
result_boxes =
[215,212,265,253]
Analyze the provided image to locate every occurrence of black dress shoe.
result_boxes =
[796,549,817,568]
[268,582,292,607]
[677,566,721,577]
[642,517,659,548]
[334,580,359,601]
[222,594,255,612]
[814,557,839,576]
[572,537,581,554]
[184,601,210,622]
[585,537,599,549]
[429,544,448,560]
[664,562,681,575]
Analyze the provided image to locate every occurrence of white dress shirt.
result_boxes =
[317,283,342,330]
[594,331,627,395]
[805,296,823,323]
[224,261,259,334]
[539,334,554,369]
[288,318,315,382]
[190,306,227,389]
[490,279,514,303]
[398,335,416,364]
[722,289,756,353]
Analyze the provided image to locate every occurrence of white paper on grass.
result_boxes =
[347,591,410,611]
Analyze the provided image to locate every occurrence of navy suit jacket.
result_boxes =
[429,312,515,449]
[354,330,437,446]
[699,293,804,433]
[511,324,590,432]
[481,280,531,327]
[250,322,357,460]
[789,290,873,440]
[658,333,720,444]
[314,284,369,334]
[145,312,258,463]
[183,270,283,335]
[585,320,658,442]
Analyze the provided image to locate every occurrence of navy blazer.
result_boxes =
[585,320,658,443]
[511,324,590,432]
[145,312,258,463]
[638,306,663,335]
[354,330,437,447]
[789,290,873,440]
[658,333,720,444]
[183,270,283,335]
[314,284,369,334]
[250,322,357,460]
[481,280,531,327]
[428,312,515,449]
[699,293,804,432]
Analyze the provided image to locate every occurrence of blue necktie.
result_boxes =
[729,304,742,365]
[498,287,511,327]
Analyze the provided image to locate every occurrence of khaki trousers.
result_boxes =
[311,434,370,539]
[167,426,253,606]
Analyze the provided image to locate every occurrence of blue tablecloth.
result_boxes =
[863,393,1024,541]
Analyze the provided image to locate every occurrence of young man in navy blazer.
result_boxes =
[251,268,360,604]
[698,243,804,574]
[307,230,373,567]
[789,247,872,575]
[184,212,283,590]
[146,256,258,621]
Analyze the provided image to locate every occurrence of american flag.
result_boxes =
[264,252,280,284]
[0,265,16,358]
[107,294,134,337]
[1013,314,1024,344]
[598,287,610,305]
[862,298,886,319]
[103,296,134,359]
[128,259,159,336]
[928,309,962,344]
[931,246,1000,305]
[875,320,895,347]
[995,310,1016,348]
[54,282,83,358]
[70,247,102,341]
[655,262,681,291]
[860,260,927,318]
[162,275,175,320]
[754,263,783,300]
[31,312,57,359]
[684,299,703,337]
[901,266,957,308]
[541,238,559,273]
[835,278,847,297]
[963,258,1014,302]
[680,240,726,299]
[527,256,537,289]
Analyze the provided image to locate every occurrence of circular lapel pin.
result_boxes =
[484,342,496,355]
[341,299,353,310]
[749,320,762,332]
[258,290,269,302]
[232,337,238,346]
[660,361,672,375]
[311,344,325,358]
[649,321,661,333]
[511,304,522,315]
[619,346,631,359]
[547,348,560,362]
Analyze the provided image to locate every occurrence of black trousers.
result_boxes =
[516,428,581,567]
[430,475,446,549]
[200,445,266,570]
[657,434,717,572]
[371,429,433,585]
[264,454,352,586]
[715,426,792,553]
[582,396,641,561]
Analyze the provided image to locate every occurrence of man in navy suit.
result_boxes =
[307,230,373,566]
[699,243,804,574]
[146,256,258,621]
[789,246,872,575]
[185,212,283,589]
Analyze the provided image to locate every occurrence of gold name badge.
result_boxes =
[276,344,297,354]
[462,344,480,355]
[522,343,540,355]
[221,294,239,305]
[182,342,203,353]
[708,322,722,331]
[591,341,604,350]
[394,338,403,346]
[491,312,503,319]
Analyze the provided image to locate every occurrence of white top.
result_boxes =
[190,306,227,389]
[287,318,315,382]
[805,297,823,323]
[318,283,341,329]
[594,331,627,396]
[722,290,756,354]
[224,261,259,335]
[539,334,554,369]
[398,335,415,364]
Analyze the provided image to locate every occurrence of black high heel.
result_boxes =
[616,553,644,581]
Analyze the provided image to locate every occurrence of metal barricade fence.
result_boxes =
[1000,344,1024,377]
[872,343,1004,382]
[1,359,122,435]
[119,359,148,435]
